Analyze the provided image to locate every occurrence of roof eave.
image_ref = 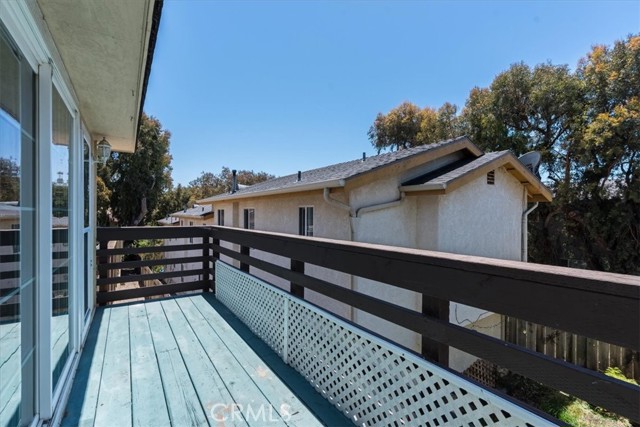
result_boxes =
[197,179,346,204]
[401,152,553,202]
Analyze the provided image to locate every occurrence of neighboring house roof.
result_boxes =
[401,151,552,202]
[198,136,552,204]
[199,137,480,203]
[168,204,214,219]
[157,216,179,226]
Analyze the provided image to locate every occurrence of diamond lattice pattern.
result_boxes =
[215,261,555,427]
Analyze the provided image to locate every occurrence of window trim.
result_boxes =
[243,208,255,230]
[298,206,314,237]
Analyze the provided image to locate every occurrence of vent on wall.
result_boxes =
[487,170,495,185]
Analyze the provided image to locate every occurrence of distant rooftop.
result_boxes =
[161,205,214,223]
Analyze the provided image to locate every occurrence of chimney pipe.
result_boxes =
[231,169,238,193]
[297,171,302,182]
[362,152,366,161]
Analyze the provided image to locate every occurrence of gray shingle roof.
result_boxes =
[169,204,213,218]
[199,136,476,202]
[405,151,510,187]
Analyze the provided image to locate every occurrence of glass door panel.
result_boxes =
[51,87,72,391]
[0,28,36,427]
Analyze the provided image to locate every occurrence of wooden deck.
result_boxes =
[61,294,347,427]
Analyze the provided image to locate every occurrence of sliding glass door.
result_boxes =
[0,27,36,427]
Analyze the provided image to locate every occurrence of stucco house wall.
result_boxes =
[198,139,551,373]
[218,192,354,319]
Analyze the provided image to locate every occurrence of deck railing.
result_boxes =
[96,225,640,423]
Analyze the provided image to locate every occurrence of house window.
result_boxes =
[243,208,255,229]
[299,206,314,236]
[487,170,495,185]
[217,209,224,226]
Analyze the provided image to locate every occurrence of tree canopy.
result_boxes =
[155,167,275,219]
[97,113,173,226]
[368,34,639,274]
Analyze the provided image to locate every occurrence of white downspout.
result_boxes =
[355,192,406,218]
[521,187,539,262]
[323,188,356,320]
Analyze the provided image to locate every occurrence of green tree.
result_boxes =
[98,113,173,226]
[368,101,463,152]
[366,34,640,274]
[187,167,275,202]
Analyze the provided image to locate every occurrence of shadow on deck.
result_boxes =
[61,294,348,427]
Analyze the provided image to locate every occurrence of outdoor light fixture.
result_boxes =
[95,137,112,165]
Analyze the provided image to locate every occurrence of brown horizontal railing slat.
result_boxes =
[98,225,208,241]
[96,243,205,257]
[103,255,208,271]
[97,268,206,288]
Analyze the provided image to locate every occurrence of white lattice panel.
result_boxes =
[215,262,286,357]
[215,261,556,427]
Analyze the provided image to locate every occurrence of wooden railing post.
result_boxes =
[290,259,305,298]
[97,238,109,306]
[202,229,211,292]
[211,233,220,293]
[240,245,250,272]
[421,295,449,366]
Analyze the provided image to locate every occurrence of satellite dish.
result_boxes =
[518,151,542,178]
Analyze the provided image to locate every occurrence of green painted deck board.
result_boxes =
[186,296,324,427]
[93,305,132,426]
[61,308,111,427]
[129,304,170,427]
[159,299,247,426]
[173,297,288,427]
[61,294,348,427]
[145,301,209,427]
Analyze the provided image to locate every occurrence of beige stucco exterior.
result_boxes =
[202,160,534,371]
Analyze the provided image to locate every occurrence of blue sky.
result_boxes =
[144,0,640,186]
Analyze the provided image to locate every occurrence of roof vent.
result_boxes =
[487,170,495,185]
[202,206,205,212]
[297,171,302,182]
[362,152,366,162]
[231,169,238,193]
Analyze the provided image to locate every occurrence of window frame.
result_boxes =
[243,208,255,230]
[298,206,314,237]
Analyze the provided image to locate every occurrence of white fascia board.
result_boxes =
[399,183,447,193]
[197,179,346,204]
